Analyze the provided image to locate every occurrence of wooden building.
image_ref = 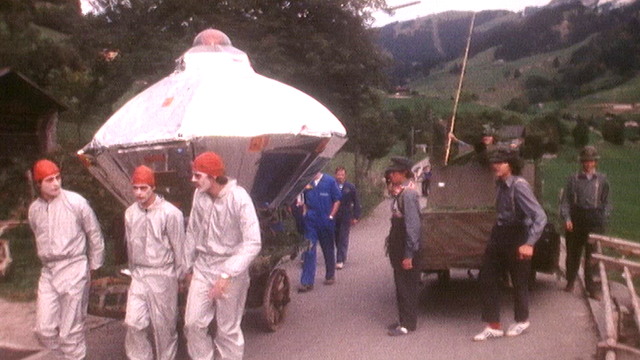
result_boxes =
[0,68,66,158]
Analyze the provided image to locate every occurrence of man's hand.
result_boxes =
[401,258,413,270]
[565,221,573,232]
[208,278,231,300]
[518,244,534,260]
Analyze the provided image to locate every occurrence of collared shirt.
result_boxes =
[495,175,547,246]
[185,179,261,278]
[390,180,421,259]
[28,189,105,269]
[560,171,611,222]
[125,195,186,279]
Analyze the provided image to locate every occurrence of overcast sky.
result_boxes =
[374,0,552,26]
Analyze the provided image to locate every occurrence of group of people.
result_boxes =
[28,152,261,360]
[26,142,610,359]
[297,167,362,293]
[382,144,610,342]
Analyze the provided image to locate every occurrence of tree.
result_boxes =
[572,118,590,147]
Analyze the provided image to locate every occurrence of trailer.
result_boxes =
[415,152,560,285]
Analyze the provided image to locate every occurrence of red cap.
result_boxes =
[33,159,60,182]
[193,152,225,178]
[132,165,155,187]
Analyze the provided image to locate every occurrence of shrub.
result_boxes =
[602,119,625,145]
[572,120,590,147]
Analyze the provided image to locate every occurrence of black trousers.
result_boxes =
[387,217,419,331]
[565,227,597,292]
[479,225,531,324]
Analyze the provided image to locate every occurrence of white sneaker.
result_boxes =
[336,262,344,269]
[473,326,504,341]
[506,321,530,337]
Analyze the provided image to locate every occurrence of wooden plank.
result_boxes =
[591,254,640,275]
[622,266,640,342]
[595,241,618,346]
[590,234,640,256]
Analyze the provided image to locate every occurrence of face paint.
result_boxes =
[191,171,213,192]
[133,184,155,208]
[40,173,62,201]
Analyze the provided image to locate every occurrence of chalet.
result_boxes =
[0,68,66,159]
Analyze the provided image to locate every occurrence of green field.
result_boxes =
[541,139,640,241]
[410,36,594,109]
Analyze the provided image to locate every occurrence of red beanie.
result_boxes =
[193,152,225,177]
[132,165,155,187]
[33,159,60,182]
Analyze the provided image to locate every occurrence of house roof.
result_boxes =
[0,68,68,112]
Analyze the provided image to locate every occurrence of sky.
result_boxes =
[373,0,552,27]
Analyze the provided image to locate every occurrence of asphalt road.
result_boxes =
[78,199,598,360]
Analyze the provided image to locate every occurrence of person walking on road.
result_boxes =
[28,159,105,359]
[124,165,186,360]
[560,146,611,296]
[183,152,261,360]
[298,172,341,293]
[334,167,361,270]
[473,149,547,341]
[384,157,422,337]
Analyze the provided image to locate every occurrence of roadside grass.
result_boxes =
[541,139,640,241]
[328,143,410,218]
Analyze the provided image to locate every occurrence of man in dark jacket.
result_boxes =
[334,167,361,269]
[560,146,611,296]
[384,157,421,336]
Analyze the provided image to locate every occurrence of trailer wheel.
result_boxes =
[263,268,290,332]
[437,270,450,286]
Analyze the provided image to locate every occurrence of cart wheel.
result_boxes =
[263,268,290,332]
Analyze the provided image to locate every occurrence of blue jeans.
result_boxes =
[301,218,336,285]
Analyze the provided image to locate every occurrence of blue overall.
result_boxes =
[301,174,342,286]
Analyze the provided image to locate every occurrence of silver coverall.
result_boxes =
[124,195,186,360]
[28,190,105,360]
[184,180,261,360]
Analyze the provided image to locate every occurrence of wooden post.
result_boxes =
[444,12,476,165]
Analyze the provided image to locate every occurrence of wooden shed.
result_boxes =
[0,68,66,158]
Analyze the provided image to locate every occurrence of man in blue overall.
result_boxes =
[298,172,342,293]
[334,167,361,270]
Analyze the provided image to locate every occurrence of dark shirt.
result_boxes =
[336,181,361,221]
[495,175,547,246]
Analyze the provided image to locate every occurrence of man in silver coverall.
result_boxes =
[184,152,261,360]
[28,159,105,359]
[124,165,186,360]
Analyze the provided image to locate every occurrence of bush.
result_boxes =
[572,120,590,147]
[504,96,530,113]
[602,119,625,145]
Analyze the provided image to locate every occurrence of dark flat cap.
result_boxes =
[385,156,413,173]
[488,147,519,163]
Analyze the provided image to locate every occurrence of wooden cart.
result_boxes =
[415,154,560,284]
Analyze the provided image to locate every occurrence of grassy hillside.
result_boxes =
[410,35,595,109]
[541,139,640,241]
